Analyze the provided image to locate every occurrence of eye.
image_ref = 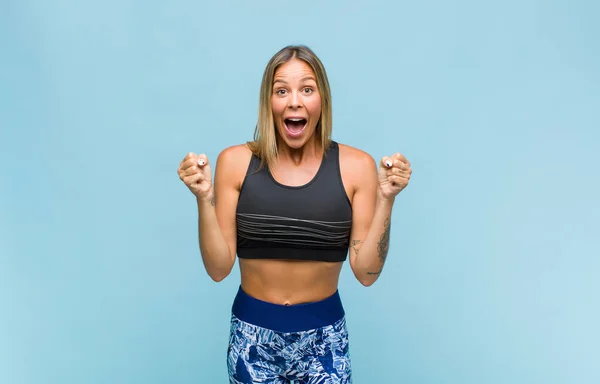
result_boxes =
[275,89,287,95]
[303,87,313,94]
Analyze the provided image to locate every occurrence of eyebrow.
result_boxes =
[273,76,317,85]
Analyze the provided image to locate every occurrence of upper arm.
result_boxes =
[213,144,252,259]
[339,146,379,267]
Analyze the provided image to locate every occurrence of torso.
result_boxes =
[239,259,343,305]
[231,141,361,305]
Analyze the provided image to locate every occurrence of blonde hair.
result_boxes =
[247,45,333,171]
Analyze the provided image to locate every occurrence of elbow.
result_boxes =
[210,273,228,283]
[208,266,232,282]
[206,267,233,283]
[201,249,235,282]
[354,270,381,287]
[207,266,233,283]
[356,272,380,287]
[359,278,377,287]
[352,266,381,287]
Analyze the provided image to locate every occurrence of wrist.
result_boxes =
[196,192,215,207]
[377,189,396,205]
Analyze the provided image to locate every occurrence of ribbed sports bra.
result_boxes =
[236,141,352,262]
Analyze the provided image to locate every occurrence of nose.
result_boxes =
[288,90,301,108]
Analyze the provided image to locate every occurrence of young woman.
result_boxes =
[178,45,412,383]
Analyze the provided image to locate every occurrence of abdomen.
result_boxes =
[238,258,344,305]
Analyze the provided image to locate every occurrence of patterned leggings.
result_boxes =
[227,287,352,383]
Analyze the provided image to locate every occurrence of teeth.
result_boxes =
[288,118,303,121]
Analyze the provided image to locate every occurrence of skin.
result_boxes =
[177,58,412,305]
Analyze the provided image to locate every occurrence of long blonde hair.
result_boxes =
[247,45,333,171]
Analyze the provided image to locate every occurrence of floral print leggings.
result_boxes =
[227,314,352,383]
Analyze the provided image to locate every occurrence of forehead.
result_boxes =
[273,58,316,81]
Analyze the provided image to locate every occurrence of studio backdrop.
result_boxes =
[1,0,598,383]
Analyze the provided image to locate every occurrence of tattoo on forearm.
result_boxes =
[210,196,216,206]
[350,240,363,255]
[377,218,391,263]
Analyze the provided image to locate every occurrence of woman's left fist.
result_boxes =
[378,153,412,200]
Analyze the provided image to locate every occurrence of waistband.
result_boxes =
[231,286,345,333]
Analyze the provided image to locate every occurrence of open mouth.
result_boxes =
[284,118,307,136]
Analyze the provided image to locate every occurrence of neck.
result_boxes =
[276,136,322,166]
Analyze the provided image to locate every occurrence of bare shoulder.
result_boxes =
[337,143,378,192]
[338,143,377,174]
[215,144,253,190]
[217,143,253,163]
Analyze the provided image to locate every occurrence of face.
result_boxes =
[271,58,322,148]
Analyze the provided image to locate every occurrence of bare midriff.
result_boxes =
[239,258,344,305]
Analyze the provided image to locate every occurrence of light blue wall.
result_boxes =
[2,0,598,383]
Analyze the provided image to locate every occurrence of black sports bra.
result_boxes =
[236,141,352,262]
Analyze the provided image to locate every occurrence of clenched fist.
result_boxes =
[378,152,412,200]
[178,152,213,200]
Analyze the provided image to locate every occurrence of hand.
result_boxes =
[378,153,412,200]
[178,152,213,201]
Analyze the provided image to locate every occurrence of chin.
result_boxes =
[277,125,316,149]
[278,132,305,149]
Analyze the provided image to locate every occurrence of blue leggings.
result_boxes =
[227,286,352,383]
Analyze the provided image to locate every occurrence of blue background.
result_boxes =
[1,0,599,383]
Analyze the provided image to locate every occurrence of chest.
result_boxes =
[237,180,351,223]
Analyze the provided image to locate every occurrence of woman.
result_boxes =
[178,45,411,383]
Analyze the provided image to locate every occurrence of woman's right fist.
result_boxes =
[178,152,213,200]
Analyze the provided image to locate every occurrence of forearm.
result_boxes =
[197,196,235,281]
[353,193,395,286]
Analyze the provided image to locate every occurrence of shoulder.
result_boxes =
[215,144,254,189]
[336,142,378,191]
[337,142,377,172]
[217,143,253,163]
